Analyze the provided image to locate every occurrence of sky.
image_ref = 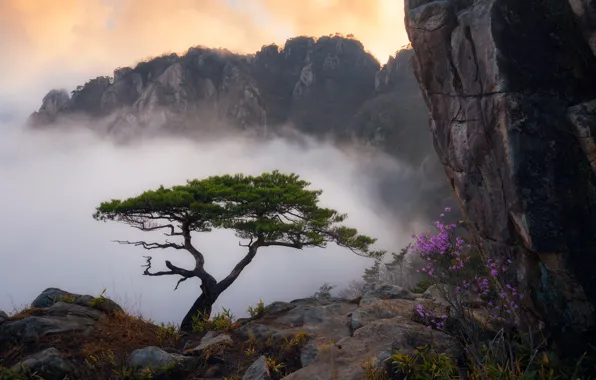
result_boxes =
[0,0,418,324]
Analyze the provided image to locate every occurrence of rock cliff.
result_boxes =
[405,0,596,355]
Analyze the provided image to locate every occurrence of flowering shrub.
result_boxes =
[363,207,596,379]
[410,208,521,326]
[414,302,448,330]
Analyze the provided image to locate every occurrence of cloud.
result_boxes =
[0,0,409,111]
[0,123,418,323]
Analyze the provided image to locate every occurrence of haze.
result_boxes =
[0,0,421,324]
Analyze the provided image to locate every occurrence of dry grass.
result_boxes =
[1,298,312,380]
[79,312,180,359]
[1,310,182,379]
[6,307,45,321]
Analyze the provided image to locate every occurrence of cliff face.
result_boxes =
[29,36,429,166]
[405,0,596,355]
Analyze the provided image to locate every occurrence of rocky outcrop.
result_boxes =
[0,285,469,379]
[404,0,596,355]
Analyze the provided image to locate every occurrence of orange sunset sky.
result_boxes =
[0,0,410,114]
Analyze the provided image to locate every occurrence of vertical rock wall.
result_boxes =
[405,0,596,355]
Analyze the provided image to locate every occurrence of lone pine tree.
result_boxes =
[93,170,384,331]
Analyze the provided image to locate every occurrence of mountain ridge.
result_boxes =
[28,35,431,165]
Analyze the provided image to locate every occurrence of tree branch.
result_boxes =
[114,240,185,250]
[141,256,197,290]
[262,241,305,249]
[132,223,184,236]
[216,240,263,294]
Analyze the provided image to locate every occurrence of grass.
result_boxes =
[5,307,45,321]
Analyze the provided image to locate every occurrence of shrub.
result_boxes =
[247,300,266,318]
[191,307,235,334]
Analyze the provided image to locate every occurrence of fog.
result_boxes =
[0,116,422,324]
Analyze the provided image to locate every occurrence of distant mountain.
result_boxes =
[28,35,455,223]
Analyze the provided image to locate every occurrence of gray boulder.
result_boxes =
[265,301,296,314]
[351,298,415,331]
[184,331,233,355]
[128,346,177,368]
[299,340,318,367]
[360,284,416,306]
[10,348,77,380]
[128,346,198,374]
[0,301,103,344]
[242,355,271,380]
[31,288,75,308]
[30,287,124,315]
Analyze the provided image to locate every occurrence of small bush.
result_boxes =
[58,294,76,304]
[89,288,108,308]
[247,299,266,318]
[411,278,432,293]
[362,359,390,380]
[191,307,235,334]
[156,322,181,346]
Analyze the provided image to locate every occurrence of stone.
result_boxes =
[405,0,596,356]
[0,302,103,344]
[10,348,77,380]
[128,346,177,369]
[29,287,124,315]
[184,332,233,354]
[351,298,415,331]
[265,301,296,314]
[299,340,318,367]
[203,365,220,377]
[75,294,124,315]
[30,288,76,308]
[0,310,7,324]
[242,356,271,380]
[359,284,417,306]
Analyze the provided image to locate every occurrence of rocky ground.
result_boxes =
[0,285,476,379]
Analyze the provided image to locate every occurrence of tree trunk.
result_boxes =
[180,286,221,332]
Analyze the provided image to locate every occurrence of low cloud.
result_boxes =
[0,120,421,323]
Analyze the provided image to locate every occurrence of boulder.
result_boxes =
[184,331,233,355]
[10,348,77,380]
[405,0,596,355]
[128,346,198,374]
[30,287,124,315]
[299,340,319,367]
[359,284,417,306]
[242,356,271,380]
[0,302,103,344]
[265,301,296,314]
[74,294,124,315]
[351,298,415,331]
[282,316,458,380]
[31,288,76,308]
